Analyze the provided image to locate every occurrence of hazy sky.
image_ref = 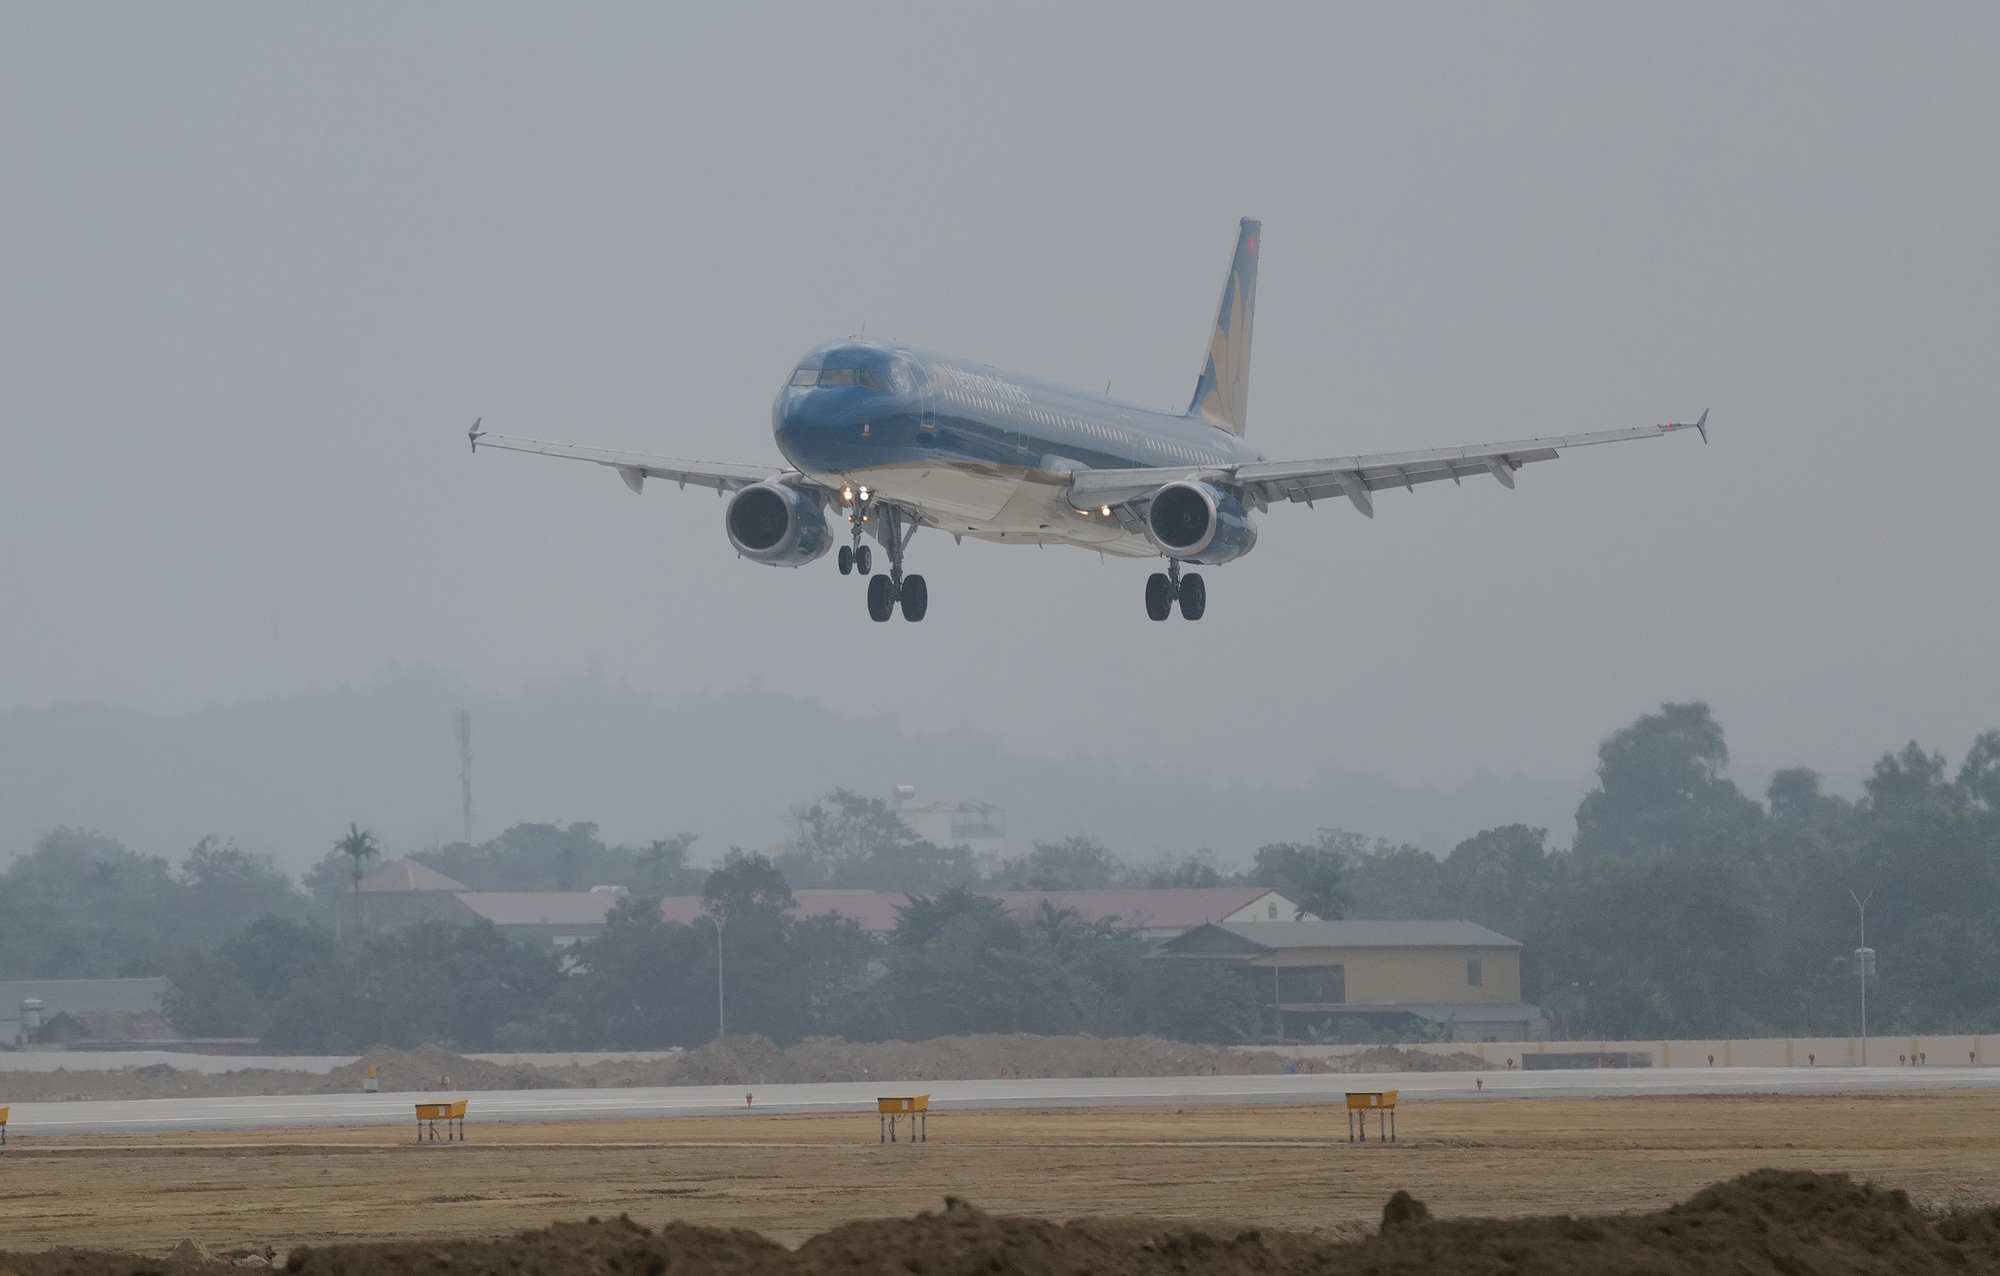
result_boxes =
[3,4,1996,807]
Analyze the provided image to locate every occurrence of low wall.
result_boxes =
[1254,1034,1995,1069]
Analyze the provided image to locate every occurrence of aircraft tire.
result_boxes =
[838,545,854,575]
[900,574,928,622]
[855,545,873,575]
[1179,573,1206,621]
[1144,573,1173,621]
[867,574,895,622]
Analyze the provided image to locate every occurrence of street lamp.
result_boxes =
[1850,889,1873,1065]
[714,914,727,1041]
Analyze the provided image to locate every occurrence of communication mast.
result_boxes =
[455,711,474,847]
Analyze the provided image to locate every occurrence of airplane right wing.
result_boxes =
[1067,414,1706,517]
[468,421,797,495]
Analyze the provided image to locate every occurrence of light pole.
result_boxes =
[714,915,726,1041]
[1273,961,1283,1044]
[1850,889,1873,1065]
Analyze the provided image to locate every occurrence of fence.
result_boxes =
[1257,1034,1994,1069]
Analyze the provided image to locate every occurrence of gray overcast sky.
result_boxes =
[2,3,1996,812]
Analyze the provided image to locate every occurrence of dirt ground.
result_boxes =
[9,1173,2000,1276]
[2,1089,1998,1259]
[0,1037,1484,1102]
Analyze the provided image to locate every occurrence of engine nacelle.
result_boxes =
[1145,481,1258,565]
[724,481,832,567]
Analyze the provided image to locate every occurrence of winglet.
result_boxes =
[468,418,484,453]
[1668,409,1708,444]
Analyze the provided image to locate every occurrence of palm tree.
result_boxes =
[336,824,381,940]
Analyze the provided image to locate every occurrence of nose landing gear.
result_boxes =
[1145,560,1205,621]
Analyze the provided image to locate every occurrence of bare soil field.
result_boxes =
[2,1090,1998,1262]
[8,1172,2000,1276]
[0,1037,1482,1101]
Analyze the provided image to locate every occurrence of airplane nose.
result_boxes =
[773,389,849,472]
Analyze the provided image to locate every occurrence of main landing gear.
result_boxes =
[1145,559,1205,621]
[845,499,923,621]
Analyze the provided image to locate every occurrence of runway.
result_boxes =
[7,1065,1999,1137]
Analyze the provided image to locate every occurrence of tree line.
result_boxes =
[3,704,1997,1049]
[163,858,1250,1052]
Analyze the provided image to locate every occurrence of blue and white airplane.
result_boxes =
[473,220,1704,622]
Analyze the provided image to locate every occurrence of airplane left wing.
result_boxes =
[468,420,794,495]
[1067,413,1706,517]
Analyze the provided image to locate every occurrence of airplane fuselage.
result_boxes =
[773,340,1267,557]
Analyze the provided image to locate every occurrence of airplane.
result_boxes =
[472,219,1705,622]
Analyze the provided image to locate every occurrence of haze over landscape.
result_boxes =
[7,10,2000,1272]
[1,5,1995,865]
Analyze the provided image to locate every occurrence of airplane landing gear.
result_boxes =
[1145,560,1205,621]
[865,505,924,622]
[836,543,874,576]
[1179,571,1205,620]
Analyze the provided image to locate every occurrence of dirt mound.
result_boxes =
[660,1035,807,1086]
[1331,1045,1491,1073]
[0,1034,1472,1103]
[1347,1169,2000,1274]
[9,1171,1994,1276]
[323,1043,555,1095]
[559,1033,1295,1088]
[785,1033,1286,1080]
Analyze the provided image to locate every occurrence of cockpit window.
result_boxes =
[788,368,818,387]
[817,367,857,387]
[858,368,889,390]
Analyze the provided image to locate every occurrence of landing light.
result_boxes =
[858,486,870,501]
[842,486,854,502]
[1100,506,1112,517]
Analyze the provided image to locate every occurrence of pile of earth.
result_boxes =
[7,1171,1997,1275]
[565,1033,1315,1086]
[0,1044,563,1102]
[0,1035,1487,1101]
[554,1036,1486,1086]
[323,1043,559,1093]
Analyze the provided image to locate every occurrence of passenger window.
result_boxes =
[818,368,856,387]
[789,369,819,386]
[858,368,889,390]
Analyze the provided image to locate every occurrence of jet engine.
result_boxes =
[724,481,832,566]
[1145,481,1258,564]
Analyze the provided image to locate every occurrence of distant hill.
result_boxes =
[0,669,1584,873]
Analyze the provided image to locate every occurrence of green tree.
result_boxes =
[571,894,711,1047]
[1136,850,1224,887]
[179,837,305,938]
[413,823,706,895]
[1573,702,1765,860]
[1958,731,2000,810]
[0,829,182,977]
[993,836,1123,889]
[1766,768,1850,826]
[1251,830,1362,918]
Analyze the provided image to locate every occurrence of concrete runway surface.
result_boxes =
[7,1065,2000,1137]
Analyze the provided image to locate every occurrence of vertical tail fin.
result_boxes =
[1187,218,1260,436]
